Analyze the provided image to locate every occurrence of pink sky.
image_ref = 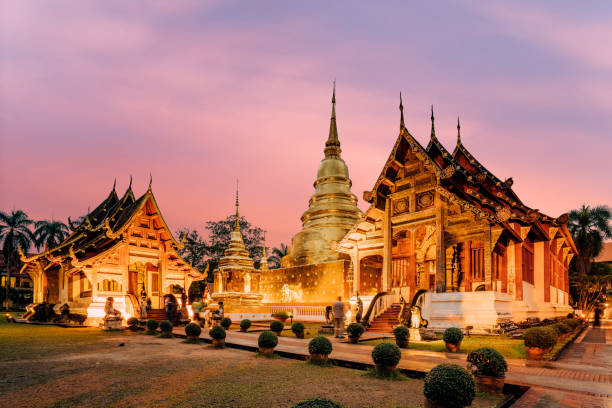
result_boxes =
[1,1,611,249]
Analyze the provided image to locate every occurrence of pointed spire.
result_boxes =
[128,175,133,190]
[399,92,405,130]
[430,105,436,139]
[457,117,461,144]
[324,80,341,157]
[260,231,268,270]
[148,173,153,190]
[112,178,116,192]
[234,178,240,231]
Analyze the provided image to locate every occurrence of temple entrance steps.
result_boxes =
[366,303,401,333]
[145,309,166,321]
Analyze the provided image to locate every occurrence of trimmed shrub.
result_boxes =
[564,318,580,330]
[443,327,464,345]
[424,364,476,408]
[371,342,402,367]
[393,325,409,340]
[467,347,508,378]
[309,336,333,355]
[159,320,173,333]
[209,325,226,340]
[292,322,305,335]
[127,317,139,330]
[185,322,202,338]
[146,319,159,331]
[291,398,344,408]
[553,323,572,335]
[258,330,278,349]
[270,320,284,333]
[220,317,232,330]
[240,319,252,331]
[523,326,557,349]
[347,322,365,338]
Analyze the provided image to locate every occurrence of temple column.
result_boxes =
[382,198,392,291]
[533,241,545,305]
[353,246,360,295]
[484,227,492,290]
[434,193,446,292]
[506,242,516,299]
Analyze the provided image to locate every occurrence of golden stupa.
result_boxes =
[283,84,363,267]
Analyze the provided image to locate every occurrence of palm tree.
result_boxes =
[268,243,288,269]
[568,205,612,276]
[34,219,69,250]
[0,210,36,310]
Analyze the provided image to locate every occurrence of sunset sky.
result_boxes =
[1,1,611,250]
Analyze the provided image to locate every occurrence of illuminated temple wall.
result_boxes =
[259,260,350,304]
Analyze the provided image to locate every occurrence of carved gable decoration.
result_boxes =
[496,207,511,222]
[416,190,434,211]
[393,198,410,215]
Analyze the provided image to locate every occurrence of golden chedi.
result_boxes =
[283,85,363,267]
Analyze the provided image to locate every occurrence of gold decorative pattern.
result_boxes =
[496,207,511,222]
[416,190,434,210]
[393,198,410,215]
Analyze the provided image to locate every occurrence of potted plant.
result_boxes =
[221,317,232,330]
[443,328,464,352]
[523,326,557,359]
[393,325,410,348]
[371,342,402,375]
[210,325,226,347]
[308,336,333,364]
[292,398,344,407]
[258,330,278,356]
[159,320,173,338]
[271,311,292,322]
[127,317,140,331]
[347,323,365,344]
[146,319,159,335]
[466,347,508,394]
[240,319,251,332]
[184,322,202,342]
[270,320,284,335]
[423,364,475,408]
[292,322,305,339]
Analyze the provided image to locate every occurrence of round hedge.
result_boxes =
[564,318,580,330]
[292,322,305,335]
[159,320,173,333]
[146,319,159,331]
[220,317,232,329]
[270,320,284,333]
[185,322,202,337]
[240,319,252,330]
[523,326,557,349]
[393,325,409,340]
[258,330,278,349]
[127,317,139,327]
[443,327,464,345]
[210,325,226,340]
[553,322,572,335]
[309,336,333,355]
[466,347,508,378]
[291,397,344,408]
[424,364,476,408]
[347,322,365,338]
[371,342,402,366]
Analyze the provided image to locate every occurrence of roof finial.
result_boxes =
[325,80,341,157]
[457,117,461,144]
[148,173,153,190]
[430,105,436,139]
[399,92,405,130]
[128,175,133,189]
[234,178,240,231]
[112,178,116,191]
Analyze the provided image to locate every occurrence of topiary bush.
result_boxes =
[159,320,173,333]
[258,330,278,349]
[309,336,333,355]
[291,397,344,408]
[393,325,409,340]
[291,322,305,335]
[220,317,232,330]
[553,322,572,335]
[209,325,226,340]
[523,326,557,349]
[467,347,508,378]
[347,322,365,338]
[272,311,292,319]
[270,320,284,333]
[127,317,139,330]
[443,327,464,345]
[424,364,475,408]
[564,318,580,330]
[185,322,202,338]
[146,319,159,332]
[371,342,402,367]
[240,319,251,331]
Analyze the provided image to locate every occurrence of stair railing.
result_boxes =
[362,291,397,327]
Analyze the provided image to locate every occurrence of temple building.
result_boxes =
[19,180,204,325]
[335,99,577,329]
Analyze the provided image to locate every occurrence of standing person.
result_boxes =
[140,299,148,320]
[191,298,203,327]
[355,294,363,324]
[332,296,345,338]
[165,297,175,322]
[146,298,152,314]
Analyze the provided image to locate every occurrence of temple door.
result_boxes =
[128,270,138,295]
[146,263,160,308]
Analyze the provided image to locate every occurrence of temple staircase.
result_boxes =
[366,303,401,333]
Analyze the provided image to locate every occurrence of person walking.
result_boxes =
[332,296,345,338]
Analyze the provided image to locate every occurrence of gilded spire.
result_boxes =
[234,179,240,231]
[260,231,268,270]
[399,92,405,130]
[324,80,341,157]
[148,173,153,191]
[430,105,436,139]
[457,117,461,144]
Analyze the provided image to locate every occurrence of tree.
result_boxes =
[568,205,612,276]
[570,273,612,317]
[268,243,288,269]
[176,228,208,272]
[34,219,69,250]
[0,210,35,310]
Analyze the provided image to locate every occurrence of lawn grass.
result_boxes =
[360,334,526,359]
